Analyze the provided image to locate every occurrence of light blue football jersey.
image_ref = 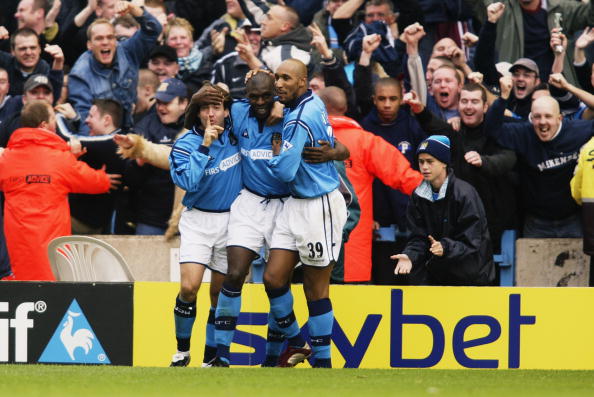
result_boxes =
[268,91,339,198]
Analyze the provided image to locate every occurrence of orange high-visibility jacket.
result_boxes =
[330,116,423,282]
[0,128,111,280]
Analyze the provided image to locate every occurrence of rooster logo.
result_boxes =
[38,299,111,364]
[60,310,95,360]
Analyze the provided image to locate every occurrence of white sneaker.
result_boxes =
[170,352,191,367]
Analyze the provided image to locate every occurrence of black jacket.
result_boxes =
[403,172,495,286]
[415,102,518,246]
[125,112,181,228]
[67,131,128,231]
[490,98,594,221]
[0,52,63,98]
[211,51,251,99]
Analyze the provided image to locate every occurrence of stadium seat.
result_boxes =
[48,235,134,282]
[494,230,517,286]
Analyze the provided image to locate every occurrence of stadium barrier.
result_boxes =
[0,282,133,365]
[133,282,594,369]
[3,281,594,369]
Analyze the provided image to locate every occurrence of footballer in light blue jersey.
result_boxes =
[168,85,239,368]
[170,124,242,212]
[211,71,350,367]
[231,99,290,197]
[212,71,293,367]
[268,91,340,198]
[261,59,347,369]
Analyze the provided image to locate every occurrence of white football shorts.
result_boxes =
[270,188,347,267]
[227,189,287,256]
[178,207,229,274]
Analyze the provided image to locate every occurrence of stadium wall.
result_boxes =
[133,282,594,369]
[3,281,593,369]
[92,236,591,286]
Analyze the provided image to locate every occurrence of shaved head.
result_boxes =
[275,59,308,104]
[246,70,275,92]
[531,96,562,142]
[318,86,347,116]
[280,59,307,79]
[532,95,560,115]
[261,5,300,39]
[374,77,402,95]
[278,5,300,29]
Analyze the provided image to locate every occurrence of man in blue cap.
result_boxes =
[126,77,189,235]
[391,135,495,286]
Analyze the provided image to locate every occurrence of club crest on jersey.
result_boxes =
[398,141,412,154]
[242,130,249,138]
[282,140,293,152]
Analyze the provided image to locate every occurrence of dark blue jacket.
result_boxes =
[360,107,426,228]
[0,96,21,127]
[125,111,182,228]
[343,20,406,78]
[490,98,594,220]
[404,172,495,286]
[418,0,475,24]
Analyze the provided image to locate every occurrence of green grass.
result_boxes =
[1,366,593,397]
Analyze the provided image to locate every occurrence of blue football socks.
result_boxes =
[266,285,305,348]
[307,298,333,368]
[262,312,286,367]
[173,295,196,352]
[203,306,217,363]
[214,283,242,364]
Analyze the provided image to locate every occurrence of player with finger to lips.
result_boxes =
[168,83,242,368]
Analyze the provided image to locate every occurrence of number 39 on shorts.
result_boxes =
[307,241,324,258]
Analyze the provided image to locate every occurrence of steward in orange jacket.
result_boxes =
[328,114,423,282]
[0,105,111,280]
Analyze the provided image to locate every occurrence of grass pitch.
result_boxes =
[1,365,593,397]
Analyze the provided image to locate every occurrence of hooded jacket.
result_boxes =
[330,115,422,282]
[404,172,495,286]
[260,25,312,72]
[0,127,110,280]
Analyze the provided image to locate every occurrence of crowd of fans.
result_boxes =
[0,0,594,285]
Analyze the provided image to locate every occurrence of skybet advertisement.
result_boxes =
[3,282,594,368]
[0,282,133,365]
[133,282,594,369]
